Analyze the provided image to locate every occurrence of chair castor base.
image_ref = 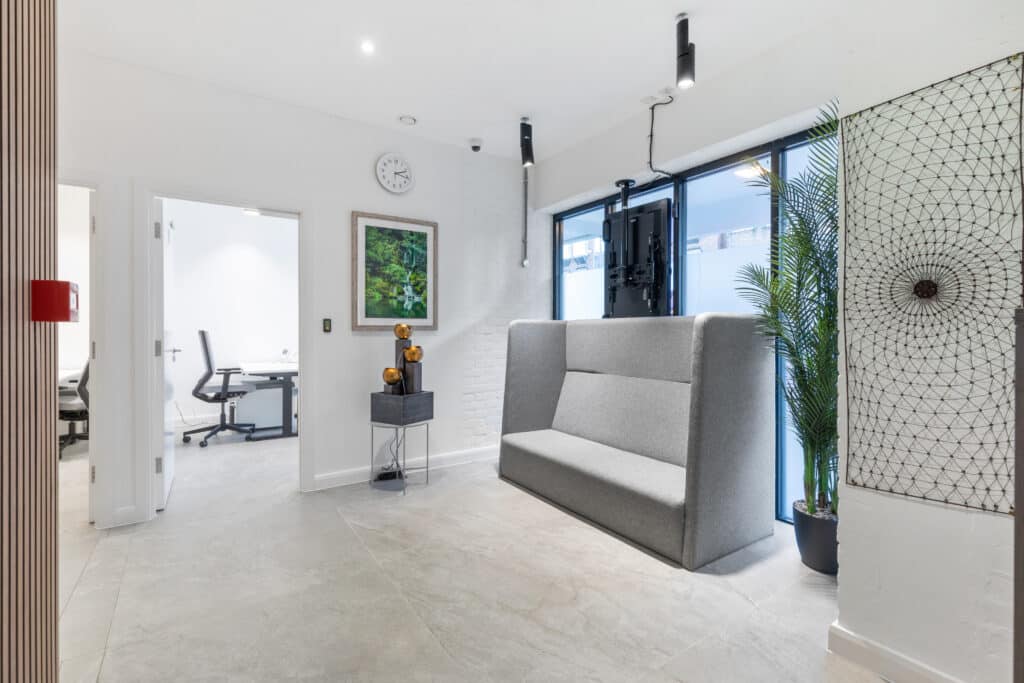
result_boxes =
[199,440,208,448]
[182,435,191,444]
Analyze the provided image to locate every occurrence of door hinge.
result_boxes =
[155,339,162,357]
[154,221,161,239]
[90,465,96,484]
[155,457,163,474]
[91,340,96,360]
[91,215,96,234]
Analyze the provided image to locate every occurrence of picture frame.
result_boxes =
[352,211,438,331]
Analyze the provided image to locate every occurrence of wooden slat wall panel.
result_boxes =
[0,0,57,681]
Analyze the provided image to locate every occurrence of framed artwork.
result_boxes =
[352,211,438,331]
[842,54,1022,513]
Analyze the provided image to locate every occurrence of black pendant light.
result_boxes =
[520,117,534,167]
[676,14,695,89]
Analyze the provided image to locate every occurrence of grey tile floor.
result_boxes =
[58,436,879,682]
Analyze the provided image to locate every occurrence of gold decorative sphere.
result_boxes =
[393,323,412,340]
[382,367,403,385]
[403,345,423,363]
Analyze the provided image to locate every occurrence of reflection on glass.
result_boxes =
[559,205,606,320]
[683,155,771,314]
[778,142,811,522]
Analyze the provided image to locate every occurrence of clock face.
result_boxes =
[375,153,414,194]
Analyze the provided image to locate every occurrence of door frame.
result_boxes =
[134,182,311,515]
[56,180,98,522]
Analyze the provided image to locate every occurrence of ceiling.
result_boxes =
[58,0,820,160]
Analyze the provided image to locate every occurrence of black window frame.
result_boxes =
[552,129,812,523]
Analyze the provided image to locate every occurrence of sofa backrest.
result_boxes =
[551,317,694,467]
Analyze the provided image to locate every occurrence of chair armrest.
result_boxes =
[215,368,241,394]
[682,314,775,570]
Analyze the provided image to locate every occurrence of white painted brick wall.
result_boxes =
[460,314,512,448]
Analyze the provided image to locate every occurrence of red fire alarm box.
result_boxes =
[31,280,79,322]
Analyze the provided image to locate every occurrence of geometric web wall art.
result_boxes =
[841,54,1023,513]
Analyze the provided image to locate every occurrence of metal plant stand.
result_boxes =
[369,420,430,494]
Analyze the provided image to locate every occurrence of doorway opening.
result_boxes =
[154,196,300,512]
[57,183,98,593]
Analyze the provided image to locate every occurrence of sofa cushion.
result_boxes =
[500,429,686,562]
[552,371,690,467]
[566,317,694,383]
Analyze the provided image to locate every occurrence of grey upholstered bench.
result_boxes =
[499,314,775,570]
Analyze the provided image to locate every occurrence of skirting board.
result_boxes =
[308,444,498,492]
[828,622,963,683]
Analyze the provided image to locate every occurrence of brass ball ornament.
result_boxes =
[403,345,423,363]
[382,367,403,385]
[393,323,412,340]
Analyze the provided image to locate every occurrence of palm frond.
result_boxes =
[735,101,840,515]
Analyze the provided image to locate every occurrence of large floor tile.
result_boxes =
[58,437,872,681]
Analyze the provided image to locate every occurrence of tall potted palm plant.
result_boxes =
[737,104,839,574]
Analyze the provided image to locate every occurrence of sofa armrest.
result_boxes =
[682,313,775,570]
[500,320,566,437]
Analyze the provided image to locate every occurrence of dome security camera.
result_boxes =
[469,138,483,152]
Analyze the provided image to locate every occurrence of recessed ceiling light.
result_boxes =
[242,207,260,216]
[360,39,375,55]
[398,115,417,126]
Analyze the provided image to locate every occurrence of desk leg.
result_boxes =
[281,378,294,437]
[369,424,374,485]
[426,423,430,485]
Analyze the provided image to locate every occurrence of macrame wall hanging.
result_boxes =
[842,54,1023,513]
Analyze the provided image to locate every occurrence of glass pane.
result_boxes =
[777,142,812,521]
[559,205,607,320]
[613,183,674,211]
[683,155,771,314]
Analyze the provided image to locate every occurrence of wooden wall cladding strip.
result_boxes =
[1,0,58,681]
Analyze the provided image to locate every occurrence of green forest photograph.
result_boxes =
[364,224,429,319]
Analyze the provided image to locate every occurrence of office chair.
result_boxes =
[182,330,256,447]
[58,362,90,458]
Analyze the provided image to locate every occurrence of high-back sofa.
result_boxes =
[499,314,775,570]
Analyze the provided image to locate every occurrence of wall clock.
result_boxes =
[375,153,414,194]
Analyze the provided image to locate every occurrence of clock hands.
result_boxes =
[393,170,409,179]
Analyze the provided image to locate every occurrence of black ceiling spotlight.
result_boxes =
[520,117,534,167]
[676,13,695,90]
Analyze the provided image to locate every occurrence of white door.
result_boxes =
[152,197,176,510]
[86,190,97,524]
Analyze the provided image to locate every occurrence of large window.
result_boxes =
[557,204,607,320]
[776,140,813,521]
[683,155,771,315]
[553,132,811,523]
[613,183,674,211]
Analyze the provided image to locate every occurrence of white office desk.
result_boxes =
[240,361,298,376]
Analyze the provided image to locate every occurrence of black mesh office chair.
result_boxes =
[182,330,255,447]
[59,362,90,458]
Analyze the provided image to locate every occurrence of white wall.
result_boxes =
[57,184,91,373]
[829,3,1022,682]
[163,198,299,421]
[59,50,551,527]
[534,2,1023,681]
[534,21,838,213]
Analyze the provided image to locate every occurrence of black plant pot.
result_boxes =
[793,502,838,575]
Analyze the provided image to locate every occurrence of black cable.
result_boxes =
[648,95,675,179]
